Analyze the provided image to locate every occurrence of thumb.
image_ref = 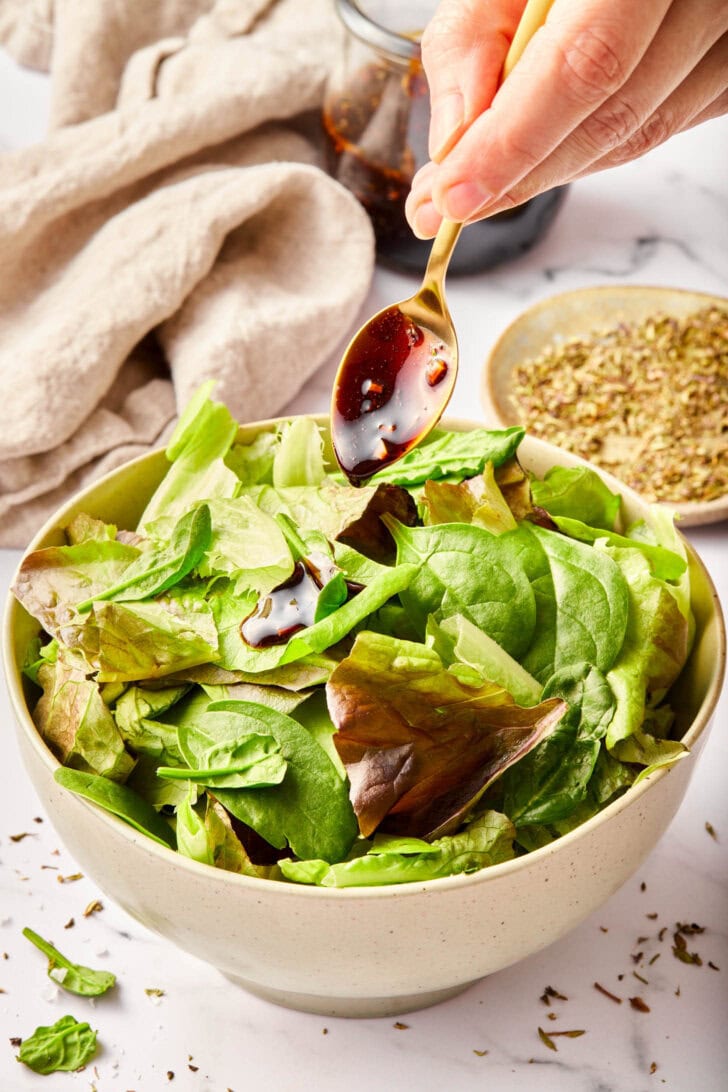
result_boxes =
[421,0,526,161]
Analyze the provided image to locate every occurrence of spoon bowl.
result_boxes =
[330,220,461,483]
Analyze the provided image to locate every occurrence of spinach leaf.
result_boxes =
[326,631,566,839]
[502,664,616,826]
[54,767,176,848]
[553,515,687,581]
[158,723,286,789]
[280,810,516,887]
[17,1015,98,1075]
[207,700,358,863]
[77,504,212,611]
[516,523,630,683]
[113,684,190,763]
[361,425,525,486]
[531,465,621,530]
[384,519,537,658]
[22,927,116,997]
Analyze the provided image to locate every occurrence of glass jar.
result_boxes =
[323,0,568,276]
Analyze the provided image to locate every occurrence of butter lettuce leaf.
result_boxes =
[553,515,687,581]
[280,810,516,887]
[531,465,621,530]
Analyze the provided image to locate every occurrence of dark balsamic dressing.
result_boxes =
[331,305,452,484]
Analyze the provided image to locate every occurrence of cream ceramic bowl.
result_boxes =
[481,285,728,527]
[4,417,725,1018]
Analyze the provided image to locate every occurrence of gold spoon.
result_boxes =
[330,0,555,483]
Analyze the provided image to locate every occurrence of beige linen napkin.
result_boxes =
[0,0,375,547]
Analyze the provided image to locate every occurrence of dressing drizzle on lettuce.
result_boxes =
[13,384,692,887]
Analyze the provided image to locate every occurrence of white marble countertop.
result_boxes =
[1,45,727,1092]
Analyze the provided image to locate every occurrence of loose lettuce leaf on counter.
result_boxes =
[326,632,566,840]
[34,651,134,782]
[361,425,525,487]
[139,380,239,528]
[23,927,116,998]
[16,1015,98,1076]
[502,664,616,826]
[515,523,630,683]
[280,810,516,887]
[203,700,358,863]
[384,519,537,659]
[531,465,621,531]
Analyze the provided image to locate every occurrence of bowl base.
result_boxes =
[222,972,478,1018]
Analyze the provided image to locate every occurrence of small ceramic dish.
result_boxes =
[481,285,728,527]
[3,416,725,1018]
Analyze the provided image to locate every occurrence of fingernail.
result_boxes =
[429,92,464,161]
[411,201,441,239]
[442,180,494,222]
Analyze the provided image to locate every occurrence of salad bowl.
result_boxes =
[3,413,725,1018]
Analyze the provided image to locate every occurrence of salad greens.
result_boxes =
[16,1015,97,1075]
[13,387,693,887]
[22,927,116,997]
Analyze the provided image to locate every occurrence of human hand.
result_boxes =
[405,0,728,237]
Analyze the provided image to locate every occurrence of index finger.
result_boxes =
[431,0,672,221]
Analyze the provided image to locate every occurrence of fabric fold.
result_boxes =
[0,0,375,546]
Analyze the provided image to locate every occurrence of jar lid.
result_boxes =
[335,0,420,63]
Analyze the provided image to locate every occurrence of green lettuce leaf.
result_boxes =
[273,417,326,487]
[603,546,689,760]
[77,504,212,611]
[199,496,294,593]
[426,614,542,706]
[422,464,518,534]
[553,515,687,581]
[531,465,621,530]
[326,631,566,839]
[34,651,134,782]
[139,381,239,528]
[158,720,286,790]
[280,810,516,887]
[113,684,190,763]
[75,587,219,682]
[225,429,278,487]
[384,519,537,659]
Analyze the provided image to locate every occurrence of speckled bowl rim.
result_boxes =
[481,284,728,527]
[3,416,726,902]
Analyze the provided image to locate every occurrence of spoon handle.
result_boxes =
[422,0,556,298]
